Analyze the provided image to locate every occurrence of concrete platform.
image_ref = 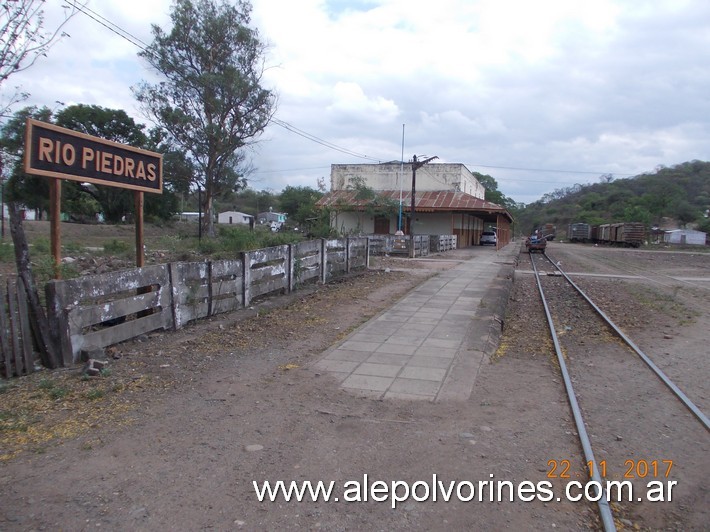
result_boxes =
[313,243,519,401]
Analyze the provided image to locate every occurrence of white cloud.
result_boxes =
[4,0,710,203]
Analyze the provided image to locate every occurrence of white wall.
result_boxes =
[331,163,485,199]
[665,230,706,245]
[332,211,460,236]
[218,211,251,224]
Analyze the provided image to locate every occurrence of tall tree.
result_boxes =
[1,106,53,217]
[279,186,323,225]
[134,0,276,237]
[54,104,149,222]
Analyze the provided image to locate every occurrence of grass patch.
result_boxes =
[0,241,14,262]
[85,388,105,400]
[48,386,70,400]
[63,241,86,255]
[626,284,699,325]
[38,378,56,391]
[102,239,131,255]
[0,379,13,394]
[31,237,50,254]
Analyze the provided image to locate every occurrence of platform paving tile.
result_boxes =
[347,332,391,343]
[365,353,410,366]
[394,306,424,314]
[454,297,480,304]
[399,366,448,381]
[376,314,411,323]
[406,316,441,325]
[413,309,448,318]
[383,391,434,401]
[444,309,477,318]
[341,374,394,392]
[339,340,384,352]
[414,345,458,358]
[353,362,402,378]
[427,330,468,342]
[327,349,372,362]
[375,343,418,355]
[358,324,397,336]
[421,300,454,308]
[382,335,427,346]
[406,355,454,369]
[396,323,436,334]
[421,337,462,349]
[388,378,441,396]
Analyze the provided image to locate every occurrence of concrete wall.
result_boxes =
[331,163,485,199]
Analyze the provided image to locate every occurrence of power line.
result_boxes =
[271,118,383,162]
[66,0,151,53]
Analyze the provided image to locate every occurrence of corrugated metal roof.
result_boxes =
[316,189,511,218]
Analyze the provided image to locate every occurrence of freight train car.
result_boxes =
[567,223,591,242]
[594,222,645,247]
[538,223,557,241]
[615,222,645,247]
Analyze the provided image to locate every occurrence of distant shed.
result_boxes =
[218,211,253,225]
[664,229,706,246]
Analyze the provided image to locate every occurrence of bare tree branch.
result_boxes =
[0,0,83,116]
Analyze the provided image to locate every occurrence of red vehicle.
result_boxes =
[525,235,547,253]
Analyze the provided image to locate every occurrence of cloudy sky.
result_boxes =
[6,0,710,204]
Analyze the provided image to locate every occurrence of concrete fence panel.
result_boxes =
[47,265,174,364]
[293,240,322,285]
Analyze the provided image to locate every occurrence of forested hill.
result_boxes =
[515,161,710,236]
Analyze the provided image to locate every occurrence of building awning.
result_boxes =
[316,189,513,222]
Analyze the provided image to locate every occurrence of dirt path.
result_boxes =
[1,245,708,530]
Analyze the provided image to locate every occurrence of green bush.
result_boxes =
[103,239,131,255]
[0,241,14,262]
[63,241,85,255]
[32,255,78,285]
[32,237,50,254]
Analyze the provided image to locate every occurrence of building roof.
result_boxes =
[316,189,512,220]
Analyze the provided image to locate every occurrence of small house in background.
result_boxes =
[177,212,200,223]
[218,211,253,225]
[257,210,287,230]
[664,229,707,246]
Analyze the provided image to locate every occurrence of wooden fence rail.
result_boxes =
[0,278,35,378]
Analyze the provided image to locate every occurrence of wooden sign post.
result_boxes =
[24,119,163,275]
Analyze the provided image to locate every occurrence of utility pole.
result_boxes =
[410,154,438,257]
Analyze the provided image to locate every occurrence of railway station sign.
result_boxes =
[24,118,163,194]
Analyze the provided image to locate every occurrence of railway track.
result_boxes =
[528,251,709,531]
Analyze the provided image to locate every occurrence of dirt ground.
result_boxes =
[0,242,708,530]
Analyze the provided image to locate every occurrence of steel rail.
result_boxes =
[543,254,710,432]
[529,255,617,532]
